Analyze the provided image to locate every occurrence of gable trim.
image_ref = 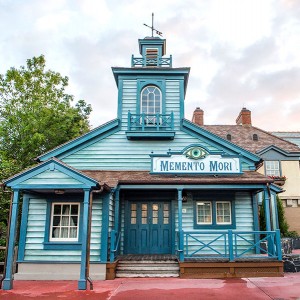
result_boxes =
[256,145,300,158]
[3,158,99,189]
[36,119,120,162]
[182,119,261,167]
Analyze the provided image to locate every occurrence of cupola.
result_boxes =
[131,37,172,67]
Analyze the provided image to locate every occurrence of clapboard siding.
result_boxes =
[23,196,102,262]
[62,133,220,170]
[62,78,233,170]
[22,169,83,185]
[173,192,254,255]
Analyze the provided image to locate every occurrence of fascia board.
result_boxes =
[36,119,120,162]
[182,119,261,164]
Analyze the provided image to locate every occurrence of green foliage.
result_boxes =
[0,55,92,169]
[0,55,92,249]
[276,195,289,236]
[259,195,293,237]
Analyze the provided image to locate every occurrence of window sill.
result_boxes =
[43,242,82,250]
[194,224,236,230]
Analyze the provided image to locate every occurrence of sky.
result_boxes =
[1,0,300,131]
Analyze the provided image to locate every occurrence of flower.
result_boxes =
[268,175,286,181]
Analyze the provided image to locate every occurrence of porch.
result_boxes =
[108,229,283,279]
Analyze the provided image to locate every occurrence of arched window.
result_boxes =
[141,86,162,115]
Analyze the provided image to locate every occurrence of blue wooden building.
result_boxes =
[2,35,283,290]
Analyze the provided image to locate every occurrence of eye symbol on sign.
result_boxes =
[185,147,207,160]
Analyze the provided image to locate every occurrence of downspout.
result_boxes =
[0,191,13,289]
[85,185,104,291]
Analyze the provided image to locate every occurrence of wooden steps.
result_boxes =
[115,255,179,278]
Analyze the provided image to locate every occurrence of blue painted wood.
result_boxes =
[125,201,172,254]
[3,190,20,290]
[4,158,99,188]
[78,189,90,290]
[18,194,30,261]
[264,189,271,231]
[100,193,110,262]
[37,120,120,161]
[177,189,184,261]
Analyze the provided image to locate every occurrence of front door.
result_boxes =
[125,201,172,254]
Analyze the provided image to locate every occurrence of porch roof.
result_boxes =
[82,170,274,188]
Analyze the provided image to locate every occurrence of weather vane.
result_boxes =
[143,13,163,37]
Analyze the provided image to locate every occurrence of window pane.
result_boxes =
[71,205,78,215]
[265,161,280,176]
[141,86,161,116]
[53,216,60,226]
[197,202,212,224]
[50,203,79,241]
[216,202,231,224]
[53,205,61,215]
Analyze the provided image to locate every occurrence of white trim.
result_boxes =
[216,201,231,225]
[196,201,212,225]
[49,202,80,242]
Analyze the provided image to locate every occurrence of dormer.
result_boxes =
[131,37,172,67]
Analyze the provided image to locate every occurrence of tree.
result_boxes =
[0,55,92,249]
[0,55,92,169]
[259,195,289,236]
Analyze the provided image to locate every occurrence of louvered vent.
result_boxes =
[146,48,158,66]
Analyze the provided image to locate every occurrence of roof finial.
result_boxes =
[143,13,163,37]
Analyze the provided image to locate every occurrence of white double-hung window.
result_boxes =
[265,161,280,177]
[50,203,80,241]
[196,201,232,227]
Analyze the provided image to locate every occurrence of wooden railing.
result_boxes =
[110,230,121,262]
[176,230,282,262]
[128,112,174,132]
[131,55,172,67]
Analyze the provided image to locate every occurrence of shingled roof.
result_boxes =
[82,170,273,187]
[200,125,300,154]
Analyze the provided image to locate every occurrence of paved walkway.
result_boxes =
[1,273,300,300]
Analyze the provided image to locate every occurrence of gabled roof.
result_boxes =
[182,119,262,167]
[37,119,120,162]
[3,158,99,189]
[200,125,300,155]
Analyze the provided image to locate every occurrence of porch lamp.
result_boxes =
[182,192,193,202]
[54,189,65,195]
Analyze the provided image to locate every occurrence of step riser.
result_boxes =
[116,260,180,278]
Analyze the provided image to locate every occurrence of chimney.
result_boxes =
[236,107,252,126]
[192,107,204,126]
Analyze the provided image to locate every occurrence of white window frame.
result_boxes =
[141,85,162,115]
[216,201,232,225]
[265,161,280,177]
[50,202,80,242]
[196,201,212,225]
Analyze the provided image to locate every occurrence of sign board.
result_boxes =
[151,146,241,174]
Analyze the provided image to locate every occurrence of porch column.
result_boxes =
[2,189,20,290]
[263,188,271,231]
[177,189,184,261]
[110,188,120,262]
[78,189,91,290]
[252,192,260,254]
[101,193,110,262]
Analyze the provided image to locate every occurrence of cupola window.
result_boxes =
[141,85,162,115]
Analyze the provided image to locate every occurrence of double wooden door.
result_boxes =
[125,201,172,254]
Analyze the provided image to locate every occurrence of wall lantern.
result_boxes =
[182,192,193,202]
[54,189,65,195]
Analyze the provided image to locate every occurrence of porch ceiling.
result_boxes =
[82,170,273,188]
